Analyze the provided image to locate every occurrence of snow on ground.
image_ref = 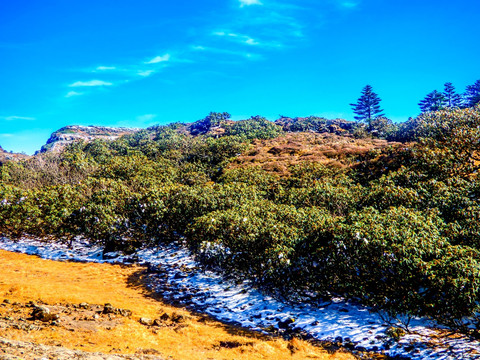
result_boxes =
[1,237,479,360]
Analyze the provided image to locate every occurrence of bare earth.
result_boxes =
[0,250,357,360]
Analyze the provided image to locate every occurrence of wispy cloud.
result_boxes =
[62,1,353,101]
[69,80,113,87]
[65,91,83,98]
[145,54,171,64]
[137,70,155,77]
[191,45,262,59]
[96,66,116,70]
[1,116,36,121]
[213,31,260,46]
[239,0,263,7]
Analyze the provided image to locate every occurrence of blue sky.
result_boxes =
[1,0,479,154]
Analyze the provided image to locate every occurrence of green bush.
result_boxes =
[224,116,284,140]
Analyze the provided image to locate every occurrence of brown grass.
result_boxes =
[0,250,355,360]
[228,132,400,176]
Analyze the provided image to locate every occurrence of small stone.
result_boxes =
[118,308,132,317]
[159,313,170,321]
[103,303,115,314]
[139,317,154,326]
[79,302,89,309]
[2,299,11,304]
[31,306,50,319]
[171,313,188,323]
[31,306,59,322]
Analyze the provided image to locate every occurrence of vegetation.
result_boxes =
[465,80,480,108]
[443,82,462,108]
[350,85,384,124]
[2,106,480,335]
[418,90,446,113]
[417,80,480,113]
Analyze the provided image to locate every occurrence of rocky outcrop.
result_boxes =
[39,125,141,153]
[0,146,30,163]
[0,300,159,359]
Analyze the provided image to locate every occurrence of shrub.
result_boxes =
[224,116,284,140]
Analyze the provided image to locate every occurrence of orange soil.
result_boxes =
[0,249,356,360]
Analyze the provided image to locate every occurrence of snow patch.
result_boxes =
[0,237,478,359]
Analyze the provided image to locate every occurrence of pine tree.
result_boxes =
[350,85,385,124]
[464,80,480,108]
[442,82,462,108]
[418,90,446,113]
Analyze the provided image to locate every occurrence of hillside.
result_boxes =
[1,107,480,357]
[34,114,364,155]
[39,125,141,153]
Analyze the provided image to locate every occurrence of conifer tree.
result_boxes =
[350,85,385,124]
[442,82,462,108]
[464,80,480,108]
[418,90,446,113]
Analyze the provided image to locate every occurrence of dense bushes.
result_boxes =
[1,108,480,331]
[332,208,480,322]
[224,116,284,140]
[0,184,84,237]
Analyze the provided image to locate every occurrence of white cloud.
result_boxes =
[65,91,83,98]
[239,0,262,7]
[145,54,171,64]
[190,45,261,59]
[96,66,116,70]
[1,116,36,121]
[69,80,113,87]
[137,70,155,77]
[213,31,260,46]
[244,38,259,45]
[0,133,13,137]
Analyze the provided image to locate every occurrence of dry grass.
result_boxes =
[0,250,355,360]
[228,132,400,176]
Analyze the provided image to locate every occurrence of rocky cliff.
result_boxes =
[40,125,140,153]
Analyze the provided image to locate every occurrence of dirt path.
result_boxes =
[0,250,357,360]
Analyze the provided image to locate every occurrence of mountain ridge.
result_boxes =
[39,125,141,153]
